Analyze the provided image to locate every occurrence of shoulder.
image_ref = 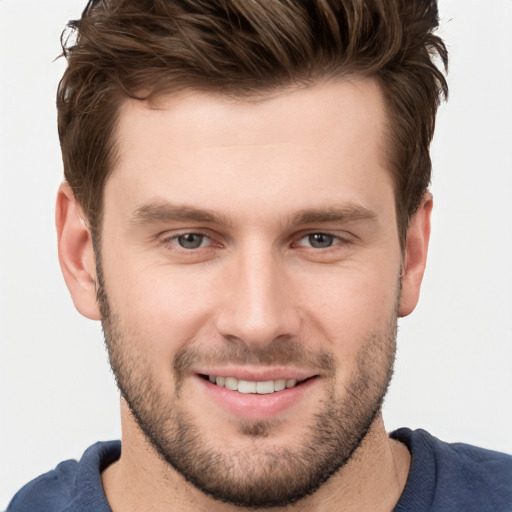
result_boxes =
[392,428,512,512]
[6,441,120,512]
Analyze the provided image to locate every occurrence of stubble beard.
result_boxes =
[96,264,398,509]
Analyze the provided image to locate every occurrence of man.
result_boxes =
[6,0,512,511]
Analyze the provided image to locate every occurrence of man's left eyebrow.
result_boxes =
[129,201,232,226]
[290,205,378,226]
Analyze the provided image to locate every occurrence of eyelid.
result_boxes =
[176,233,210,249]
[163,230,208,241]
[158,229,222,253]
[156,228,353,253]
[293,230,351,247]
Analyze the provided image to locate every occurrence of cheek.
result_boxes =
[103,266,222,392]
[294,259,400,351]
[102,257,218,350]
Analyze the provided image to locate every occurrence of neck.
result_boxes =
[102,404,411,512]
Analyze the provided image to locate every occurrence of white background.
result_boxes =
[1,0,511,507]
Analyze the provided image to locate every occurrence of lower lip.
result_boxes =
[195,375,318,420]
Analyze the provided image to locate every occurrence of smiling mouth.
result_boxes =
[200,375,311,394]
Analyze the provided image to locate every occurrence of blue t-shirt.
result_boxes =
[7,428,512,511]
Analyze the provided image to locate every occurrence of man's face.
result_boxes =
[98,79,404,507]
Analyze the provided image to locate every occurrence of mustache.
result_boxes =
[173,338,336,379]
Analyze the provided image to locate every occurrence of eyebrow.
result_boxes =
[290,205,377,226]
[130,201,233,227]
[130,200,377,228]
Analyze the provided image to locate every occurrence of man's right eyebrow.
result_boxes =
[129,201,233,227]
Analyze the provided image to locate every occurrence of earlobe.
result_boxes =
[56,182,102,320]
[398,193,433,317]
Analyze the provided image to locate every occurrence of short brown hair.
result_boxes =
[58,0,448,247]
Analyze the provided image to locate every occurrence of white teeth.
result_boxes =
[208,375,301,393]
[274,379,286,391]
[238,380,257,394]
[256,381,275,394]
[225,377,238,391]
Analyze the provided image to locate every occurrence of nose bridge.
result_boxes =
[216,241,298,347]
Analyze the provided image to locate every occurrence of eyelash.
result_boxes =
[294,232,346,250]
[161,231,215,251]
[160,230,351,253]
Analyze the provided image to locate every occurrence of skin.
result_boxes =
[56,78,432,511]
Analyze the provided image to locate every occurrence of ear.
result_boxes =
[398,193,433,317]
[56,182,101,320]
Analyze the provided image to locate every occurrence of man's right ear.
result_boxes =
[56,182,102,320]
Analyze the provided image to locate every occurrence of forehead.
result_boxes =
[107,79,393,223]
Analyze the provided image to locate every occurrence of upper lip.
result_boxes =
[194,366,318,382]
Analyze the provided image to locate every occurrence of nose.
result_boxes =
[214,245,301,349]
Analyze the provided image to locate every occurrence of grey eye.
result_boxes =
[307,233,334,248]
[177,233,206,249]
